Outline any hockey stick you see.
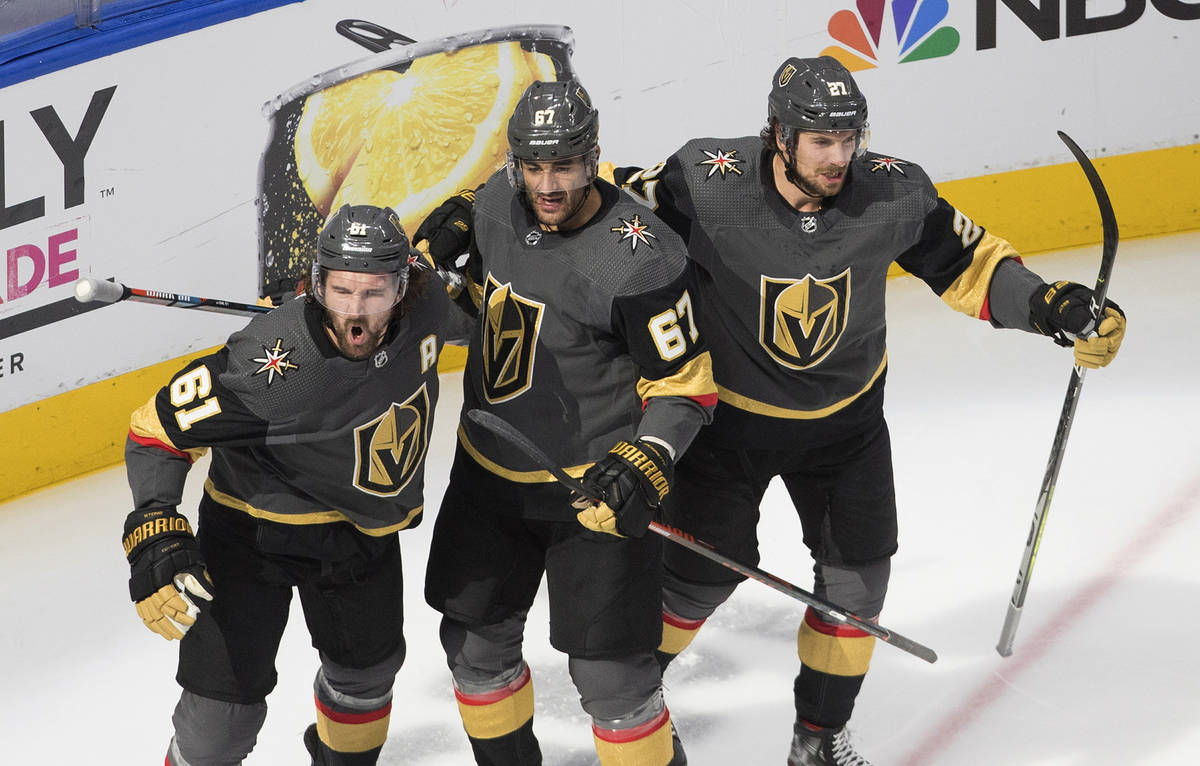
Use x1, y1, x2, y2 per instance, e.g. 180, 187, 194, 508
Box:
995, 131, 1120, 657
74, 256, 464, 319
73, 277, 271, 317
466, 408, 938, 664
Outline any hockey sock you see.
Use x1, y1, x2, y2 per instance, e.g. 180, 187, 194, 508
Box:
455, 664, 541, 765
311, 693, 391, 764
592, 706, 677, 766
794, 607, 874, 728
657, 610, 706, 670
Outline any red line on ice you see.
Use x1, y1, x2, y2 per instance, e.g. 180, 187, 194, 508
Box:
899, 474, 1200, 766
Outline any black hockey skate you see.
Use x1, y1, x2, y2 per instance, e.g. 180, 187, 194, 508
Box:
787, 724, 872, 766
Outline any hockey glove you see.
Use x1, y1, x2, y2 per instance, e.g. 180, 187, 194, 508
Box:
412, 189, 475, 270
572, 439, 673, 538
123, 508, 213, 641
1030, 280, 1126, 369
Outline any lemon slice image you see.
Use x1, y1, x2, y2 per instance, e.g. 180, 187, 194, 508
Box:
294, 41, 555, 235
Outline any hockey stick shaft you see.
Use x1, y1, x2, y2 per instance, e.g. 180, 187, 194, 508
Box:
466, 408, 937, 664
74, 277, 270, 316
996, 131, 1120, 657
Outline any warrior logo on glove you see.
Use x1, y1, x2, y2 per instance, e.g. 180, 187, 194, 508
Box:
573, 439, 674, 538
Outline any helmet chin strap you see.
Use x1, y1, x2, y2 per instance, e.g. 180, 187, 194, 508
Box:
778, 144, 827, 203
560, 183, 592, 227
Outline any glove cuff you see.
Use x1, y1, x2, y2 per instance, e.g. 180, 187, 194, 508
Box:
122, 507, 195, 563
607, 439, 672, 504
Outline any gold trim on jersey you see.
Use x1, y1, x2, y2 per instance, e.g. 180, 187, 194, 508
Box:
717, 353, 887, 419
129, 395, 209, 462
203, 479, 422, 536
458, 425, 593, 483
466, 276, 485, 310
636, 351, 716, 401
940, 230, 1020, 318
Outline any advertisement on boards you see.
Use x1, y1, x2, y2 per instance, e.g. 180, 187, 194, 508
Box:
1, 0, 1197, 420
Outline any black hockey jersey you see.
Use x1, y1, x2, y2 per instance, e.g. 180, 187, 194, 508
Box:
456, 170, 716, 484
126, 288, 450, 535
618, 136, 1027, 447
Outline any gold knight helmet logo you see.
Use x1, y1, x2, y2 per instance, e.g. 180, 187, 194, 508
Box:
482, 275, 545, 403
353, 384, 431, 496
759, 269, 851, 369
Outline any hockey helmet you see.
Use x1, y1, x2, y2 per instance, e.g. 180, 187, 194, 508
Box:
768, 56, 869, 155
506, 78, 600, 190
312, 204, 410, 315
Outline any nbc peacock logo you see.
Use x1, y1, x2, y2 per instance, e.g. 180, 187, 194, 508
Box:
822, 0, 960, 71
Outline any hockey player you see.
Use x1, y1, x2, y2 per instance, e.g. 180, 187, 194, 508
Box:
416, 78, 717, 766
608, 57, 1127, 765
122, 205, 453, 766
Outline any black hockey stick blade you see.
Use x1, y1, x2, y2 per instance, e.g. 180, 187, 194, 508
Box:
466, 408, 937, 664
996, 132, 1120, 657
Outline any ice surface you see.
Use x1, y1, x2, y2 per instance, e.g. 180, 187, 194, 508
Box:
4, 233, 1199, 764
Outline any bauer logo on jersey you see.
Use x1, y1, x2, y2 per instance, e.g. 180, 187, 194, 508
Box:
481, 275, 545, 403
251, 338, 300, 385
353, 384, 431, 497
759, 269, 851, 370
696, 148, 744, 179
610, 214, 658, 252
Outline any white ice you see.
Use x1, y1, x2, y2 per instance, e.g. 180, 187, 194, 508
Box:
4, 232, 1199, 765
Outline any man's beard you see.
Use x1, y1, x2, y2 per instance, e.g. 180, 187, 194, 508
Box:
323, 312, 391, 360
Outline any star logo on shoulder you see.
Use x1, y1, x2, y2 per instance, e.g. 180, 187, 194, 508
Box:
251, 338, 299, 385
611, 214, 658, 252
868, 157, 909, 175
696, 148, 744, 178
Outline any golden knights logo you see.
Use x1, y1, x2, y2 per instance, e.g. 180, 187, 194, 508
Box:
482, 275, 544, 403
353, 384, 431, 497
759, 269, 851, 369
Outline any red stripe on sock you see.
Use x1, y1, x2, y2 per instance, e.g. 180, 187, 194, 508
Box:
314, 694, 392, 725
593, 708, 670, 744
453, 665, 532, 706
803, 607, 873, 638
662, 610, 705, 630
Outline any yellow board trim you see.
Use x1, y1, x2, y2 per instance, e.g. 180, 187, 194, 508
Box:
3, 143, 1197, 504
0, 344, 467, 504
887, 142, 1200, 276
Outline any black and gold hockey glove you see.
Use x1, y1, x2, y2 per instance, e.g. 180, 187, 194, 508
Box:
123, 508, 213, 641
573, 439, 674, 538
1030, 280, 1126, 369
413, 188, 475, 270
